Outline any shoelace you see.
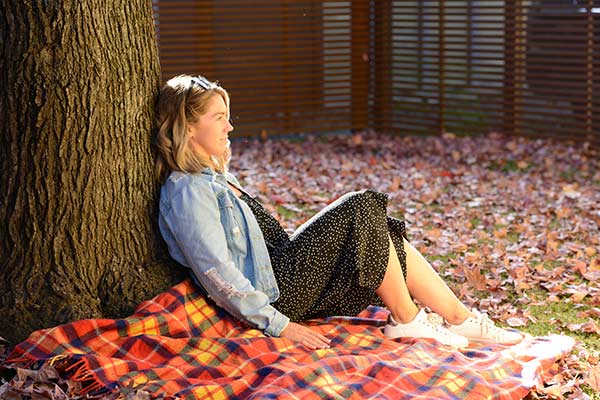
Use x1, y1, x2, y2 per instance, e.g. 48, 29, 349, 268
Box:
476, 312, 492, 336
424, 318, 457, 338
427, 312, 444, 326
476, 311, 514, 340
426, 313, 464, 339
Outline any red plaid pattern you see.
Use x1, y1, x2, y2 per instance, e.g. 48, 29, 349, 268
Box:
5, 280, 575, 399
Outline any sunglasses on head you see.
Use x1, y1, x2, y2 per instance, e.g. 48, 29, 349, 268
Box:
190, 76, 212, 90
184, 75, 214, 105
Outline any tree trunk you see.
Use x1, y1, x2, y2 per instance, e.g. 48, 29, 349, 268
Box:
0, 0, 186, 344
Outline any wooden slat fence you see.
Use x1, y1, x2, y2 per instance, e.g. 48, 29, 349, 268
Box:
154, 0, 599, 147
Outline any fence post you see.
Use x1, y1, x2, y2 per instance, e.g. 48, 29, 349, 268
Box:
351, 1, 369, 131
373, 0, 392, 134
585, 0, 594, 143
438, 0, 446, 135
503, 0, 526, 137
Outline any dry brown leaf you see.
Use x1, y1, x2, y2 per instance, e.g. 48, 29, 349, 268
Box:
567, 319, 600, 334
350, 133, 363, 146
583, 270, 600, 282
538, 383, 566, 398
493, 228, 507, 238
426, 228, 442, 241
585, 247, 598, 257
573, 260, 588, 276
569, 291, 587, 303
554, 207, 572, 219
510, 265, 529, 280
577, 307, 600, 319
413, 178, 425, 190
562, 184, 580, 199
517, 160, 529, 169
590, 257, 600, 271
463, 265, 487, 291
586, 365, 600, 392
506, 317, 526, 327
546, 240, 559, 254
388, 176, 401, 192
453, 243, 469, 253
465, 252, 481, 263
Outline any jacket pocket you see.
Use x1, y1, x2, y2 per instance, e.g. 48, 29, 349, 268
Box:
217, 191, 248, 255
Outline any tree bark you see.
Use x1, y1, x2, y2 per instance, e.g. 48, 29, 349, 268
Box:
0, 0, 186, 343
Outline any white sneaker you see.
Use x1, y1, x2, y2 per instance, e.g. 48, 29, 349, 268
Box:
426, 311, 445, 326
384, 309, 469, 348
447, 309, 524, 345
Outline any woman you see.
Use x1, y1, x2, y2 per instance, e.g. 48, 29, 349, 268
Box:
155, 75, 523, 350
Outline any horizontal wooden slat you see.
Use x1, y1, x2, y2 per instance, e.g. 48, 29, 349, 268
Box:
373, 0, 599, 146
154, 0, 599, 147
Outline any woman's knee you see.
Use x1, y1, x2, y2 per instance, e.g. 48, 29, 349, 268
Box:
338, 189, 385, 209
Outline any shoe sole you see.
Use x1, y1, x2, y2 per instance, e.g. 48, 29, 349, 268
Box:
464, 335, 524, 345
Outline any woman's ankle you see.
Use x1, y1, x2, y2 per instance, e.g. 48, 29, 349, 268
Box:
390, 307, 419, 324
444, 308, 474, 325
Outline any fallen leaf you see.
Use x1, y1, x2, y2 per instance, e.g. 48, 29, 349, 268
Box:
463, 265, 487, 291
590, 257, 600, 271
577, 308, 600, 319
585, 247, 598, 257
562, 184, 580, 199
586, 365, 600, 392
493, 228, 508, 238
573, 260, 588, 276
506, 317, 526, 327
351, 134, 363, 146
413, 178, 425, 190
569, 291, 587, 303
567, 319, 600, 334
388, 176, 401, 192
453, 243, 469, 253
517, 160, 528, 169
554, 207, 572, 219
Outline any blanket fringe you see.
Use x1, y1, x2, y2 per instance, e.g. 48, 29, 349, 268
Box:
5, 349, 110, 397
64, 358, 107, 395
4, 347, 40, 369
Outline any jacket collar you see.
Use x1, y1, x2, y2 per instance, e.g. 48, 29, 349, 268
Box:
200, 167, 215, 176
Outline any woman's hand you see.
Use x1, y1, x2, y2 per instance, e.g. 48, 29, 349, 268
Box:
280, 322, 331, 349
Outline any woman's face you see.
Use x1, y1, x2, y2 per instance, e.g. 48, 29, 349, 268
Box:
188, 94, 233, 158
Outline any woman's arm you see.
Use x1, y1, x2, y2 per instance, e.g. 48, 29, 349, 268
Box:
163, 181, 289, 336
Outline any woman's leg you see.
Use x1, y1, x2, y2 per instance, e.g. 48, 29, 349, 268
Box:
377, 237, 472, 324
402, 238, 473, 324
378, 236, 523, 345
375, 238, 419, 323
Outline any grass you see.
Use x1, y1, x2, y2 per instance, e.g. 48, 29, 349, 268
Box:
424, 250, 599, 398
526, 300, 600, 399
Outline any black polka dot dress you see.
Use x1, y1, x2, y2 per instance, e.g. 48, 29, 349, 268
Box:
240, 189, 408, 322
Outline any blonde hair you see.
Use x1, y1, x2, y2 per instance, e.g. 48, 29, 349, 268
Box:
155, 75, 231, 183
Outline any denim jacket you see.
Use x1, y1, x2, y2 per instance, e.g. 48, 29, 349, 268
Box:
158, 168, 289, 336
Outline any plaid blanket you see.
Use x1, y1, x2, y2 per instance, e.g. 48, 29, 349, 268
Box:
5, 279, 574, 399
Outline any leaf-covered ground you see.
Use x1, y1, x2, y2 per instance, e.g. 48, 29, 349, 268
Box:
231, 131, 600, 399
1, 132, 598, 399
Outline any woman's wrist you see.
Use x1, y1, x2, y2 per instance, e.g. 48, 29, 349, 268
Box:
263, 310, 290, 337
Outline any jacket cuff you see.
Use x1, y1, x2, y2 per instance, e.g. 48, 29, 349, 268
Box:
263, 309, 290, 337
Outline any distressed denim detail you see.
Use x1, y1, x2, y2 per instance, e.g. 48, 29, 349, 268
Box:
205, 267, 247, 298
